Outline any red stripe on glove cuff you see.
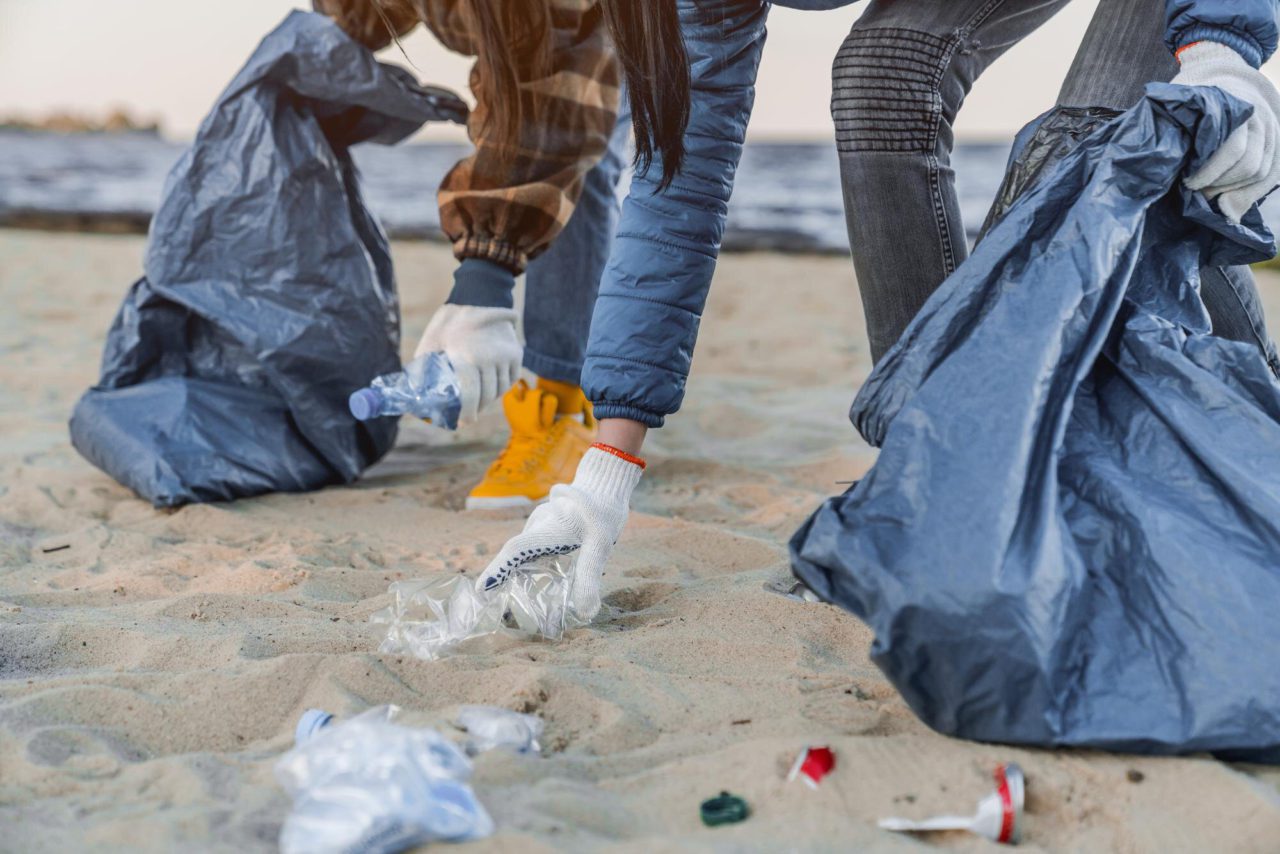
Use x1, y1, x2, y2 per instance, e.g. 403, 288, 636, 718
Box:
1175, 40, 1203, 62
591, 443, 647, 470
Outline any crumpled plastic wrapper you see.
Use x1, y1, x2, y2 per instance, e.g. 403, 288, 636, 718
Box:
275, 705, 492, 854
373, 558, 589, 660
455, 706, 544, 755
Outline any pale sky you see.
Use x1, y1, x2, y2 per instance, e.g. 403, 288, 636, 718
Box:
2, 0, 1277, 142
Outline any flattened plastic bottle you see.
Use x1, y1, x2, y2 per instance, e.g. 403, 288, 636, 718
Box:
348, 351, 462, 429
374, 556, 590, 661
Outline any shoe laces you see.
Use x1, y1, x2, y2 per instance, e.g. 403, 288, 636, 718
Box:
492, 416, 564, 476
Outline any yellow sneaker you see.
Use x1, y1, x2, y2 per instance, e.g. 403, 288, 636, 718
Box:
466, 377, 597, 510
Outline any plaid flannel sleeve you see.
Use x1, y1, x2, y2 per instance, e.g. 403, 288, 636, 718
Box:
314, 0, 620, 274
312, 0, 419, 50
427, 0, 621, 273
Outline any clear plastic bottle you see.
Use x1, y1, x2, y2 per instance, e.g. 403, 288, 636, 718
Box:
276, 705, 494, 854
373, 556, 590, 661
348, 351, 461, 429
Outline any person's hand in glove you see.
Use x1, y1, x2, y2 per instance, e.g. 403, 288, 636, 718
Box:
415, 260, 522, 422
475, 444, 645, 620
1173, 41, 1280, 222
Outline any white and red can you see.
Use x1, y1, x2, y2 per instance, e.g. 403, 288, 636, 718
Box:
787, 745, 837, 789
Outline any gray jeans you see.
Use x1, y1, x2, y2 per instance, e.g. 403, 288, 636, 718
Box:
833, 0, 1280, 374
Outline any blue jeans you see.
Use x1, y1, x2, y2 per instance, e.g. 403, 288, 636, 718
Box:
834, 0, 1280, 375
521, 111, 631, 386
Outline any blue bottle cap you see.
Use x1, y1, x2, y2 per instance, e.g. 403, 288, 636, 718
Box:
348, 388, 382, 421
295, 709, 334, 745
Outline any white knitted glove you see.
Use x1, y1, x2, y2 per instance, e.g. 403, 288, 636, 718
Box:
476, 447, 644, 620
1174, 41, 1280, 222
415, 304, 522, 422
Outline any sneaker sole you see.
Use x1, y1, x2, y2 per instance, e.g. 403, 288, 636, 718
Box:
465, 495, 545, 511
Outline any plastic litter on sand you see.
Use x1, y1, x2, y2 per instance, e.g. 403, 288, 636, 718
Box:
275, 705, 493, 854
374, 557, 591, 660
787, 745, 836, 789
455, 706, 544, 755
349, 351, 462, 429
879, 762, 1025, 845
700, 791, 750, 827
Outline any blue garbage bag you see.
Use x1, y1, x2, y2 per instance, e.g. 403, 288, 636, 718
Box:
790, 84, 1280, 762
69, 11, 467, 507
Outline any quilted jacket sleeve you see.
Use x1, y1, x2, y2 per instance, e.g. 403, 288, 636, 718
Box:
582, 0, 769, 427
1166, 0, 1279, 66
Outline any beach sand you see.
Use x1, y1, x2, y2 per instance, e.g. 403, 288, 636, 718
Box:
2, 228, 1279, 852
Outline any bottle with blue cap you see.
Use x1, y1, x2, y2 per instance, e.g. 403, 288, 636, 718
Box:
294, 708, 333, 744
348, 351, 462, 429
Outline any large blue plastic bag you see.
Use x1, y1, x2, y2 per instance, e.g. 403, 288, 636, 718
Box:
69, 11, 467, 507
790, 84, 1280, 762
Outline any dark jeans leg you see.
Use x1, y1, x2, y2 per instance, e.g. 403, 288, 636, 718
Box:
1200, 267, 1280, 374
1054, 0, 1174, 107
521, 110, 631, 386
833, 0, 1071, 362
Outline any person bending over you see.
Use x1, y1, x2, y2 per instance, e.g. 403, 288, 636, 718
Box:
317, 0, 630, 509
477, 0, 1280, 616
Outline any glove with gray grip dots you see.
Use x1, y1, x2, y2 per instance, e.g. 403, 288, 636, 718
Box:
1173, 41, 1280, 222
415, 304, 522, 423
476, 446, 644, 621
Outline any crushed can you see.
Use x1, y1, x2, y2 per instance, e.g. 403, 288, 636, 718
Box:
879, 762, 1025, 845
787, 745, 836, 789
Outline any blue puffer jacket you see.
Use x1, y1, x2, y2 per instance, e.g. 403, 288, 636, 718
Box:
583, 0, 1280, 427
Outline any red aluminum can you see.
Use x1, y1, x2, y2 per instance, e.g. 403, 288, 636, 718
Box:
787, 746, 836, 789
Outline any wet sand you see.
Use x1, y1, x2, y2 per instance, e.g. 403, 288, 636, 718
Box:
2, 229, 1279, 851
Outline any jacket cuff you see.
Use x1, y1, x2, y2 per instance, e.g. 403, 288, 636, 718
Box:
1176, 26, 1265, 68
446, 258, 516, 309
454, 235, 528, 275
590, 402, 666, 429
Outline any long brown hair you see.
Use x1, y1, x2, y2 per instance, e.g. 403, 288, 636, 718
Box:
372, 0, 552, 160
463, 0, 552, 159
373, 0, 690, 185
600, 0, 690, 188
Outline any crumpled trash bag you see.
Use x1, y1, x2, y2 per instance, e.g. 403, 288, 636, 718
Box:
68, 10, 467, 507
790, 84, 1280, 762
979, 105, 1121, 238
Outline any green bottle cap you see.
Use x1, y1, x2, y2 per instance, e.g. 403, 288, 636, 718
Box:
700, 791, 750, 827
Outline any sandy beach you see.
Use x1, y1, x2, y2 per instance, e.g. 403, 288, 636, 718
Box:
3, 227, 1280, 852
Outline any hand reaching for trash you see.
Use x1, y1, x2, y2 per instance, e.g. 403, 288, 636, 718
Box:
1173, 41, 1280, 222
476, 445, 644, 620
416, 304, 522, 423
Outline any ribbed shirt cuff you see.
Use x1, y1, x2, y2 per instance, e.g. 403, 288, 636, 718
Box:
446, 258, 516, 309
454, 235, 529, 275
